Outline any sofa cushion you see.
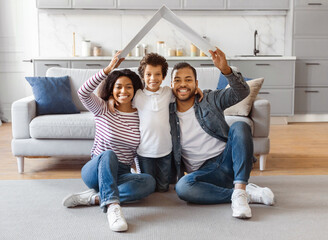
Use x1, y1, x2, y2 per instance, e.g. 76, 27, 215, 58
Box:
46, 68, 101, 111
225, 115, 254, 135
224, 78, 264, 117
30, 111, 95, 139
25, 75, 80, 115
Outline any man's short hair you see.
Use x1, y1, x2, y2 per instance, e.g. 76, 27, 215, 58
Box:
138, 53, 168, 79
171, 62, 197, 80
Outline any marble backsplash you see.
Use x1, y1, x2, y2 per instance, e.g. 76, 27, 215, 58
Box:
38, 11, 285, 58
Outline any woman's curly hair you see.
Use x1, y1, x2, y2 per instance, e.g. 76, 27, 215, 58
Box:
97, 69, 143, 101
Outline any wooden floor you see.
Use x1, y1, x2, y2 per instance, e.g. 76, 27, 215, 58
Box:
1, 122, 328, 180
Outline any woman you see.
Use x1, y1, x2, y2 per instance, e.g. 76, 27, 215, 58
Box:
62, 52, 156, 232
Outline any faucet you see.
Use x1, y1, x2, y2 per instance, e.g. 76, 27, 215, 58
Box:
254, 30, 260, 56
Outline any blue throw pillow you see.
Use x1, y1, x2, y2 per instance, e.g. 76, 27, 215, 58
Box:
217, 73, 252, 89
26, 76, 80, 115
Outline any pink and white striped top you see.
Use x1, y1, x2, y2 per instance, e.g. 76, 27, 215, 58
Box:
77, 70, 140, 165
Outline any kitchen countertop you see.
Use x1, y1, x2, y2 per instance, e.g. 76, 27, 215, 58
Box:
33, 56, 297, 61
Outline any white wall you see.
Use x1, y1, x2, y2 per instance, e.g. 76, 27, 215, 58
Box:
38, 11, 286, 57
0, 0, 38, 122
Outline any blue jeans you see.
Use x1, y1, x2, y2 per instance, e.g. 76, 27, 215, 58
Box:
138, 152, 172, 192
175, 121, 253, 204
81, 150, 156, 212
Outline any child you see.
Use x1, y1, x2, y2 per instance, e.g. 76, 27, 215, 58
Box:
109, 53, 202, 192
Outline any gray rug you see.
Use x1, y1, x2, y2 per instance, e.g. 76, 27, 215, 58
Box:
1, 175, 328, 240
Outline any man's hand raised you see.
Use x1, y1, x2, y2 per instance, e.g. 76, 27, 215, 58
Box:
209, 47, 232, 75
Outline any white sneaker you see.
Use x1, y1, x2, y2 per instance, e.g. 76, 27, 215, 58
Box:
231, 189, 252, 219
62, 189, 97, 208
107, 204, 128, 232
246, 183, 275, 206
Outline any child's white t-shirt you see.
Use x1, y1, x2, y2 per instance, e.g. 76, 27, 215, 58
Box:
133, 86, 173, 158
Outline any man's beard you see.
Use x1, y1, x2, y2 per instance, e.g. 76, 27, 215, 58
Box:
174, 88, 197, 102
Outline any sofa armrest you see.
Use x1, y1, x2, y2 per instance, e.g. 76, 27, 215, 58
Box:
11, 96, 36, 139
250, 97, 270, 138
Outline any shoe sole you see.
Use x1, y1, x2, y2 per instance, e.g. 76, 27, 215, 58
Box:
232, 212, 252, 219
62, 189, 97, 207
110, 225, 128, 232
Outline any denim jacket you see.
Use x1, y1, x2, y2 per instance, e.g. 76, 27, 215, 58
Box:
169, 69, 250, 177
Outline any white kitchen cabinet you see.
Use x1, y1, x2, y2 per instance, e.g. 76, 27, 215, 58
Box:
258, 89, 294, 116
295, 0, 328, 9
183, 0, 225, 10
117, 0, 181, 9
295, 87, 328, 113
71, 61, 109, 69
294, 39, 328, 59
293, 0, 328, 114
227, 0, 289, 10
72, 0, 116, 9
294, 10, 328, 37
230, 60, 294, 88
295, 60, 328, 87
36, 0, 71, 8
230, 60, 295, 116
34, 60, 70, 76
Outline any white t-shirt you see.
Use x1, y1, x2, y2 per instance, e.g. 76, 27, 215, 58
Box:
133, 86, 173, 158
177, 106, 226, 173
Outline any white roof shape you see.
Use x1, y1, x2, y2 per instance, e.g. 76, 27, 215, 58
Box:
118, 5, 216, 59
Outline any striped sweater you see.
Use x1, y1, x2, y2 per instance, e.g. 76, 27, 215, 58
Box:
77, 70, 140, 165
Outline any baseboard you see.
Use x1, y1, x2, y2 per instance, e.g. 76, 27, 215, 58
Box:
270, 117, 288, 125
288, 114, 328, 123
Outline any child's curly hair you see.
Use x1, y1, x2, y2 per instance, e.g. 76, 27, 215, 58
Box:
138, 53, 168, 79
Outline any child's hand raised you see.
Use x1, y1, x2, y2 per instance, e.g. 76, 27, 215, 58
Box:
107, 96, 119, 114
196, 87, 203, 102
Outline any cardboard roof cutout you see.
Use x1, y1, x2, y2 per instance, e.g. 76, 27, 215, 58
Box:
118, 5, 216, 59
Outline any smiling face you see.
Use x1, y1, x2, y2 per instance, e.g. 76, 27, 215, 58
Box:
112, 76, 134, 105
144, 65, 164, 92
171, 67, 198, 102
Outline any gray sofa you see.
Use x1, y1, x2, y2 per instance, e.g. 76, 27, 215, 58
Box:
11, 67, 270, 173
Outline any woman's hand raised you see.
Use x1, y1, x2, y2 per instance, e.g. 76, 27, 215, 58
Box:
104, 51, 125, 75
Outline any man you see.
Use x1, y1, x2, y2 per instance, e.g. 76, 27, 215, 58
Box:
169, 47, 274, 219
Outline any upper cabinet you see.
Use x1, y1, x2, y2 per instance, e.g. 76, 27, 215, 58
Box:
117, 0, 181, 10
227, 0, 289, 10
72, 0, 116, 9
36, 0, 290, 10
36, 0, 71, 8
183, 0, 225, 10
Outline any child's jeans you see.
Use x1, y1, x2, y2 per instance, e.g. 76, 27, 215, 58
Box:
137, 152, 172, 192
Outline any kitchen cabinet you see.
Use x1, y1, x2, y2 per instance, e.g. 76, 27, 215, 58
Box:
36, 0, 290, 10
71, 61, 109, 69
226, 0, 289, 10
117, 0, 181, 10
34, 60, 70, 76
293, 39, 328, 58
293, 0, 328, 114
294, 10, 328, 36
295, 0, 328, 9
295, 87, 328, 113
72, 0, 116, 9
183, 0, 225, 10
295, 60, 328, 87
230, 60, 295, 116
36, 0, 71, 8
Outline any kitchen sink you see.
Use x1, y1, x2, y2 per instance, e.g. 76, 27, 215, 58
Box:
235, 55, 283, 57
